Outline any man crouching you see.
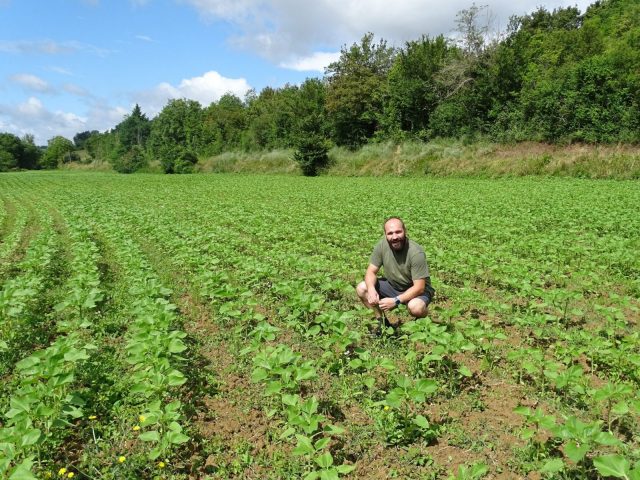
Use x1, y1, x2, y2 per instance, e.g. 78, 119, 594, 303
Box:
356, 217, 435, 327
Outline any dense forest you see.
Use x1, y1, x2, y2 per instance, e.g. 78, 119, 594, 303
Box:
1, 0, 638, 173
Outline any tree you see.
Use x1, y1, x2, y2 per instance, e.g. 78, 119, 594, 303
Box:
40, 136, 76, 169
325, 33, 395, 148
148, 99, 205, 173
115, 104, 150, 152
383, 35, 451, 138
108, 105, 151, 172
244, 85, 302, 150
19, 134, 40, 169
293, 115, 330, 176
73, 130, 99, 149
202, 94, 247, 154
428, 4, 499, 138
0, 133, 23, 171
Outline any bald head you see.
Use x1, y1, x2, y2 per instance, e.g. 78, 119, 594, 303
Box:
384, 217, 407, 251
383, 216, 406, 233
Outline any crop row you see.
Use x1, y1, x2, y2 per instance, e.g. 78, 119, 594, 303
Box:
0, 172, 638, 478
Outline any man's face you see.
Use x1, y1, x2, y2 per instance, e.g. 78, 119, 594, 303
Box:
385, 219, 406, 251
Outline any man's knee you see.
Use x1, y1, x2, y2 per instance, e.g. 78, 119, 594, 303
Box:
407, 298, 428, 318
356, 281, 367, 298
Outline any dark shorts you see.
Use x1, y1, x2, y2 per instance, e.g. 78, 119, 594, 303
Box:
375, 278, 432, 306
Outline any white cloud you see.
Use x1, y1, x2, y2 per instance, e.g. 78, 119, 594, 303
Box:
9, 73, 53, 93
8, 75, 92, 99
0, 39, 113, 57
181, 0, 595, 64
135, 34, 154, 42
47, 66, 73, 76
63, 83, 92, 97
136, 70, 251, 115
0, 97, 86, 143
0, 40, 74, 55
0, 96, 130, 144
280, 51, 340, 72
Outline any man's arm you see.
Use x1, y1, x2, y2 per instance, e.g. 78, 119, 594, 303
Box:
364, 263, 380, 305
378, 278, 425, 311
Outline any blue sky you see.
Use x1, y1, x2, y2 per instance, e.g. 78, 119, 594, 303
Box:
1, 0, 592, 144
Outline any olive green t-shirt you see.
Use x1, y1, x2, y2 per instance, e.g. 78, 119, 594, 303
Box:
370, 238, 432, 293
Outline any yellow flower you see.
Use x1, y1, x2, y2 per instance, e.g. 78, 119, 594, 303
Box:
384, 405, 390, 411
58, 468, 67, 476
138, 415, 146, 422
45, 473, 53, 478
157, 461, 166, 469
132, 425, 141, 431
67, 473, 75, 479
88, 415, 97, 420
118, 456, 126, 463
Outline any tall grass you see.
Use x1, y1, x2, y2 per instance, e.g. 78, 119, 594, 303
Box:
198, 150, 299, 174
68, 141, 640, 179
326, 140, 640, 179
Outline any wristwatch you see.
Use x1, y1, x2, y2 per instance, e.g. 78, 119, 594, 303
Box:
394, 296, 401, 306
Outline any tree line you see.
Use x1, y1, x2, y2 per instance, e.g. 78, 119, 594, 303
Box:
1, 0, 638, 174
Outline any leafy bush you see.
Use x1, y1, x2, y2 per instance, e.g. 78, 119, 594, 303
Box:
293, 135, 330, 176
161, 148, 198, 174
112, 145, 147, 174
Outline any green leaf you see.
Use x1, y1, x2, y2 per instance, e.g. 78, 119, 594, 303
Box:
413, 415, 430, 429
251, 368, 268, 382
611, 401, 629, 416
63, 348, 89, 362
265, 381, 282, 395
293, 435, 315, 456
20, 429, 41, 447
323, 424, 345, 436
295, 366, 317, 382
564, 441, 589, 463
281, 394, 298, 406
458, 365, 473, 377
319, 469, 339, 480
166, 431, 189, 444
149, 447, 162, 460
336, 464, 356, 474
593, 455, 630, 478
15, 356, 40, 371
166, 369, 186, 386
385, 390, 403, 409
595, 431, 622, 446
8, 458, 37, 480
362, 377, 375, 389
168, 338, 187, 353
314, 437, 330, 450
139, 430, 160, 442
315, 452, 334, 469
539, 458, 564, 474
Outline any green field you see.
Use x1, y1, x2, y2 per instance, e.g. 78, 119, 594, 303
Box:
0, 172, 639, 479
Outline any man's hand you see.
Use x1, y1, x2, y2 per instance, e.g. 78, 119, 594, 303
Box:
378, 297, 396, 312
367, 288, 380, 306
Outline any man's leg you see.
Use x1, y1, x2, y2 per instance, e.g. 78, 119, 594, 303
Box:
356, 281, 385, 319
407, 297, 429, 318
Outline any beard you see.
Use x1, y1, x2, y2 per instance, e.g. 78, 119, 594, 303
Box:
387, 236, 407, 251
